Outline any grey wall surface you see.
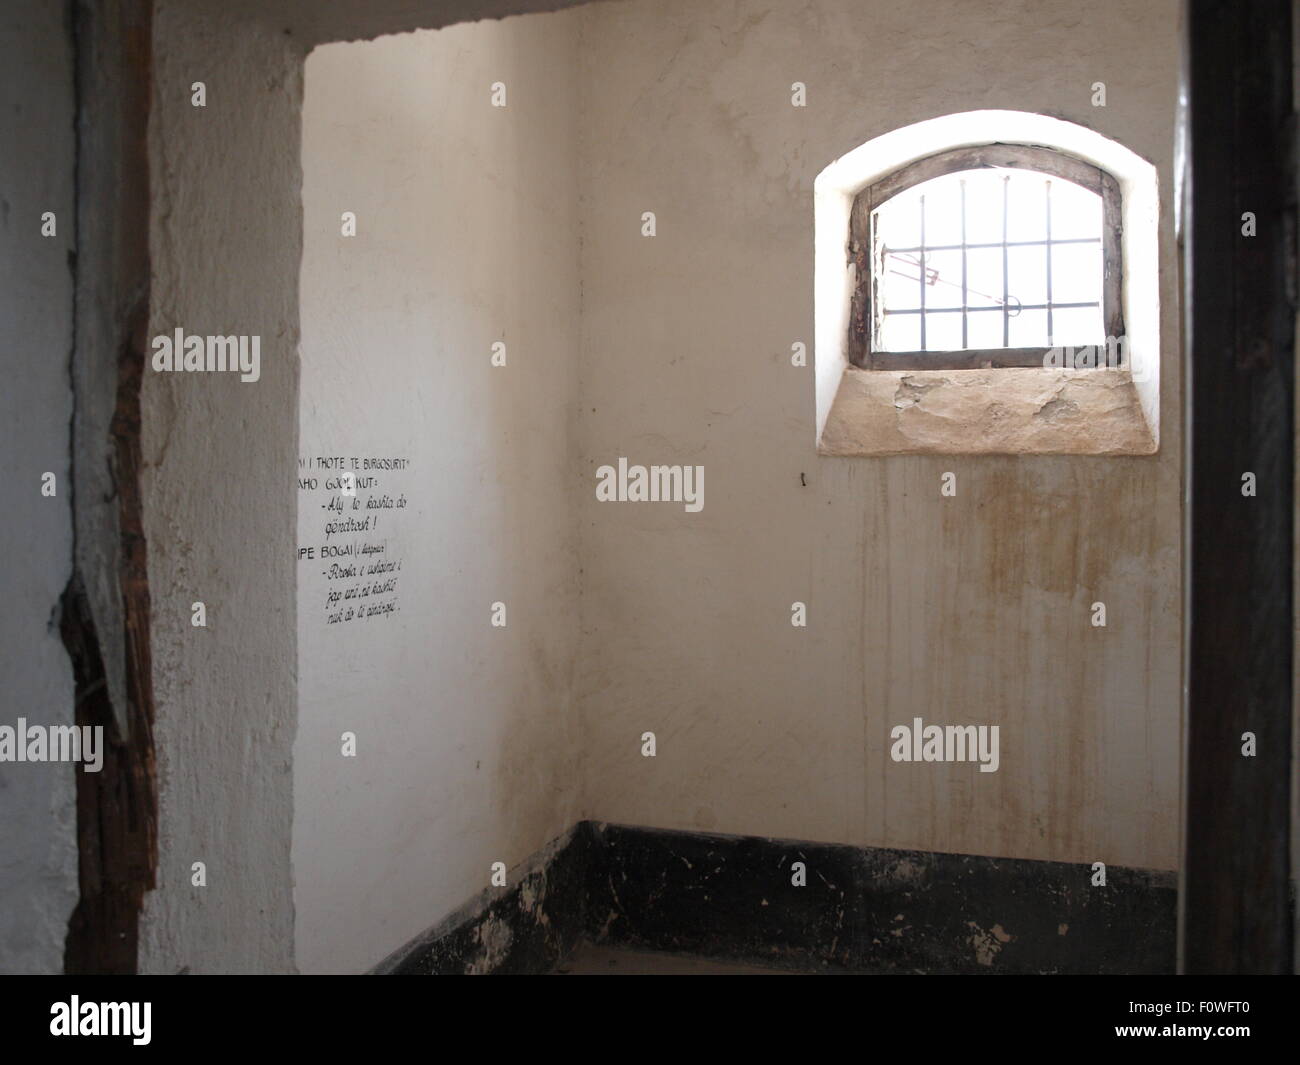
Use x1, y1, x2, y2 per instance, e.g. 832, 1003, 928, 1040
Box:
0, 0, 78, 974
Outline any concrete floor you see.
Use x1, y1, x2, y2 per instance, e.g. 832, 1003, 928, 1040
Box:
555, 942, 793, 974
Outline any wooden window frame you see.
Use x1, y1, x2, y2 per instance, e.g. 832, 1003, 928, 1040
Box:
848, 144, 1124, 371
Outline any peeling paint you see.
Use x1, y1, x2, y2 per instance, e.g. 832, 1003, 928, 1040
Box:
468, 915, 513, 975
967, 922, 1003, 967
893, 375, 949, 410
1034, 394, 1081, 421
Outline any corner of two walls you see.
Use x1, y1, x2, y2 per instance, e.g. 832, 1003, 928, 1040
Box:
142, 0, 593, 978
293, 15, 585, 974
140, 0, 1183, 974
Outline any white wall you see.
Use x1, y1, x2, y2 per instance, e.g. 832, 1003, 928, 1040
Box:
295, 15, 584, 973
138, 0, 1183, 975
142, 2, 304, 975
0, 0, 78, 974
573, 0, 1183, 870
142, 0, 595, 978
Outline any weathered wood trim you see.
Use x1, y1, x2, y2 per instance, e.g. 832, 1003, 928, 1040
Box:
1181, 0, 1295, 974
867, 143, 1105, 205
870, 346, 1059, 371
1101, 169, 1125, 343
61, 0, 157, 975
850, 144, 1123, 372
847, 187, 874, 368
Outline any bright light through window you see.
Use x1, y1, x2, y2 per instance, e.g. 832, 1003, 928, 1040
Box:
873, 168, 1104, 353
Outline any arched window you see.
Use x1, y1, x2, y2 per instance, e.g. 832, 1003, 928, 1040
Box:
849, 145, 1122, 370
814, 112, 1160, 455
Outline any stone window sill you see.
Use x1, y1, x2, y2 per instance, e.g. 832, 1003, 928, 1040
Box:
817, 366, 1158, 457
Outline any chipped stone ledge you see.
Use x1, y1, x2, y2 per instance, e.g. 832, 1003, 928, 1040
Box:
818, 367, 1158, 457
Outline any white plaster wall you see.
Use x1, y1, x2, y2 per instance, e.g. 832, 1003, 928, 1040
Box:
141, 3, 304, 974
0, 0, 78, 973
295, 17, 583, 973
574, 0, 1183, 870
141, 0, 593, 978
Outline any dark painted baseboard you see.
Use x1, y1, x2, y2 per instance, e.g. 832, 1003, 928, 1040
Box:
587, 822, 1176, 974
377, 821, 1177, 974
374, 824, 592, 975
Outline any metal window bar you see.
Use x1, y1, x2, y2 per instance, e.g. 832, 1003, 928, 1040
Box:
1001, 175, 1010, 347
918, 193, 927, 351
1044, 179, 1054, 344
883, 302, 1098, 314
877, 176, 1105, 351
881, 252, 1100, 314
885, 237, 1099, 253
960, 178, 968, 349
